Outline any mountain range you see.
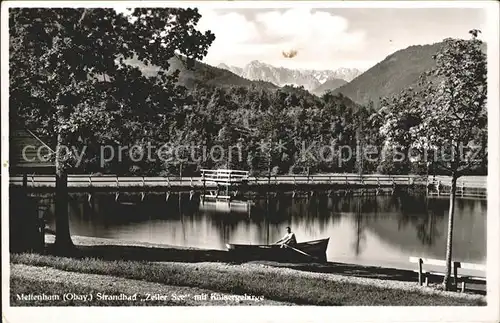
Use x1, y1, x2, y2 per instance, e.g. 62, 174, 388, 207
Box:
125, 56, 278, 91
217, 61, 362, 95
127, 40, 476, 109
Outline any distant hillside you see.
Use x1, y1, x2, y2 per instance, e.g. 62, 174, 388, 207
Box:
332, 42, 445, 107
217, 63, 243, 76
312, 78, 348, 96
125, 56, 278, 91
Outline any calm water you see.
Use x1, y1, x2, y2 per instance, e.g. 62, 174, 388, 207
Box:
41, 191, 486, 270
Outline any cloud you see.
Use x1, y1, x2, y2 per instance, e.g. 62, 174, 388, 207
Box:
256, 9, 363, 48
198, 10, 259, 45
197, 8, 366, 69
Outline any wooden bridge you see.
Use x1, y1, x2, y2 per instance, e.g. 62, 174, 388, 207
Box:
8, 173, 486, 198
9, 173, 422, 188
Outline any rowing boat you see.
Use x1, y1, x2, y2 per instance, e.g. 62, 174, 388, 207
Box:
225, 238, 329, 262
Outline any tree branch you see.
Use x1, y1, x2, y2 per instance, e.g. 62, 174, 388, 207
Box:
78, 8, 88, 27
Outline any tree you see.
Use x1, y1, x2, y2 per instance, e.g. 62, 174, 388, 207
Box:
377, 32, 487, 290
10, 8, 214, 253
377, 92, 422, 174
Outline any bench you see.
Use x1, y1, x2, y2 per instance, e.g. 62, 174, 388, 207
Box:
409, 257, 486, 292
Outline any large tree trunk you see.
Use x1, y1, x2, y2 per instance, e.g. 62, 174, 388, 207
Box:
54, 131, 75, 253
442, 172, 458, 290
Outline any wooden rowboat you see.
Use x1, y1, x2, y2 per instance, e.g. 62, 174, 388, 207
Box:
225, 238, 329, 263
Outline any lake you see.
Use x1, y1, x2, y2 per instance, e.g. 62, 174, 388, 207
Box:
41, 191, 486, 270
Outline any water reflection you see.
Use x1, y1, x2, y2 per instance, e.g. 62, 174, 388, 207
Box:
38, 191, 486, 269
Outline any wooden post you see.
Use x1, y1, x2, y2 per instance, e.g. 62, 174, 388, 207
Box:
115, 175, 119, 202
418, 258, 423, 286
37, 207, 44, 252
178, 192, 182, 215
268, 165, 271, 188
23, 173, 28, 190
453, 261, 460, 289
202, 171, 206, 205
141, 176, 145, 201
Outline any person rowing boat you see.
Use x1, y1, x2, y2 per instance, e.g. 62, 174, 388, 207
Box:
274, 226, 297, 248
274, 228, 320, 260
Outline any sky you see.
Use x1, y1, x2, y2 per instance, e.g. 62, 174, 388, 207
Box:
196, 8, 487, 71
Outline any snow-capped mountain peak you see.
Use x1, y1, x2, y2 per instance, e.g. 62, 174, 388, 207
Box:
217, 60, 363, 93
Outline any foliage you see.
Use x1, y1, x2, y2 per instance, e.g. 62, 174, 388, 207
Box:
377, 36, 487, 176
11, 10, 487, 179
10, 8, 215, 173
9, 8, 215, 175
9, 7, 215, 250
375, 33, 487, 291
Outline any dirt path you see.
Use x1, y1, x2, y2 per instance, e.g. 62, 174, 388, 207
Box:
11, 264, 291, 306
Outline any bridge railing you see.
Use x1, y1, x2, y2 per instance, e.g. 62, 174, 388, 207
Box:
248, 175, 418, 186
427, 176, 486, 189
8, 174, 486, 189
7, 173, 430, 187
9, 175, 197, 188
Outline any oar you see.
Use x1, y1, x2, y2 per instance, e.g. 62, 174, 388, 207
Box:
283, 245, 320, 261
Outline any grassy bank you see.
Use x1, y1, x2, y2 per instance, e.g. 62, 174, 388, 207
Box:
11, 253, 486, 306
11, 263, 288, 306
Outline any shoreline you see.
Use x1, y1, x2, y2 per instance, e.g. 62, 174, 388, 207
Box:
44, 234, 487, 276
8, 234, 486, 306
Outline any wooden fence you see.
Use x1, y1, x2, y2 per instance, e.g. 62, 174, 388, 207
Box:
8, 173, 486, 191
